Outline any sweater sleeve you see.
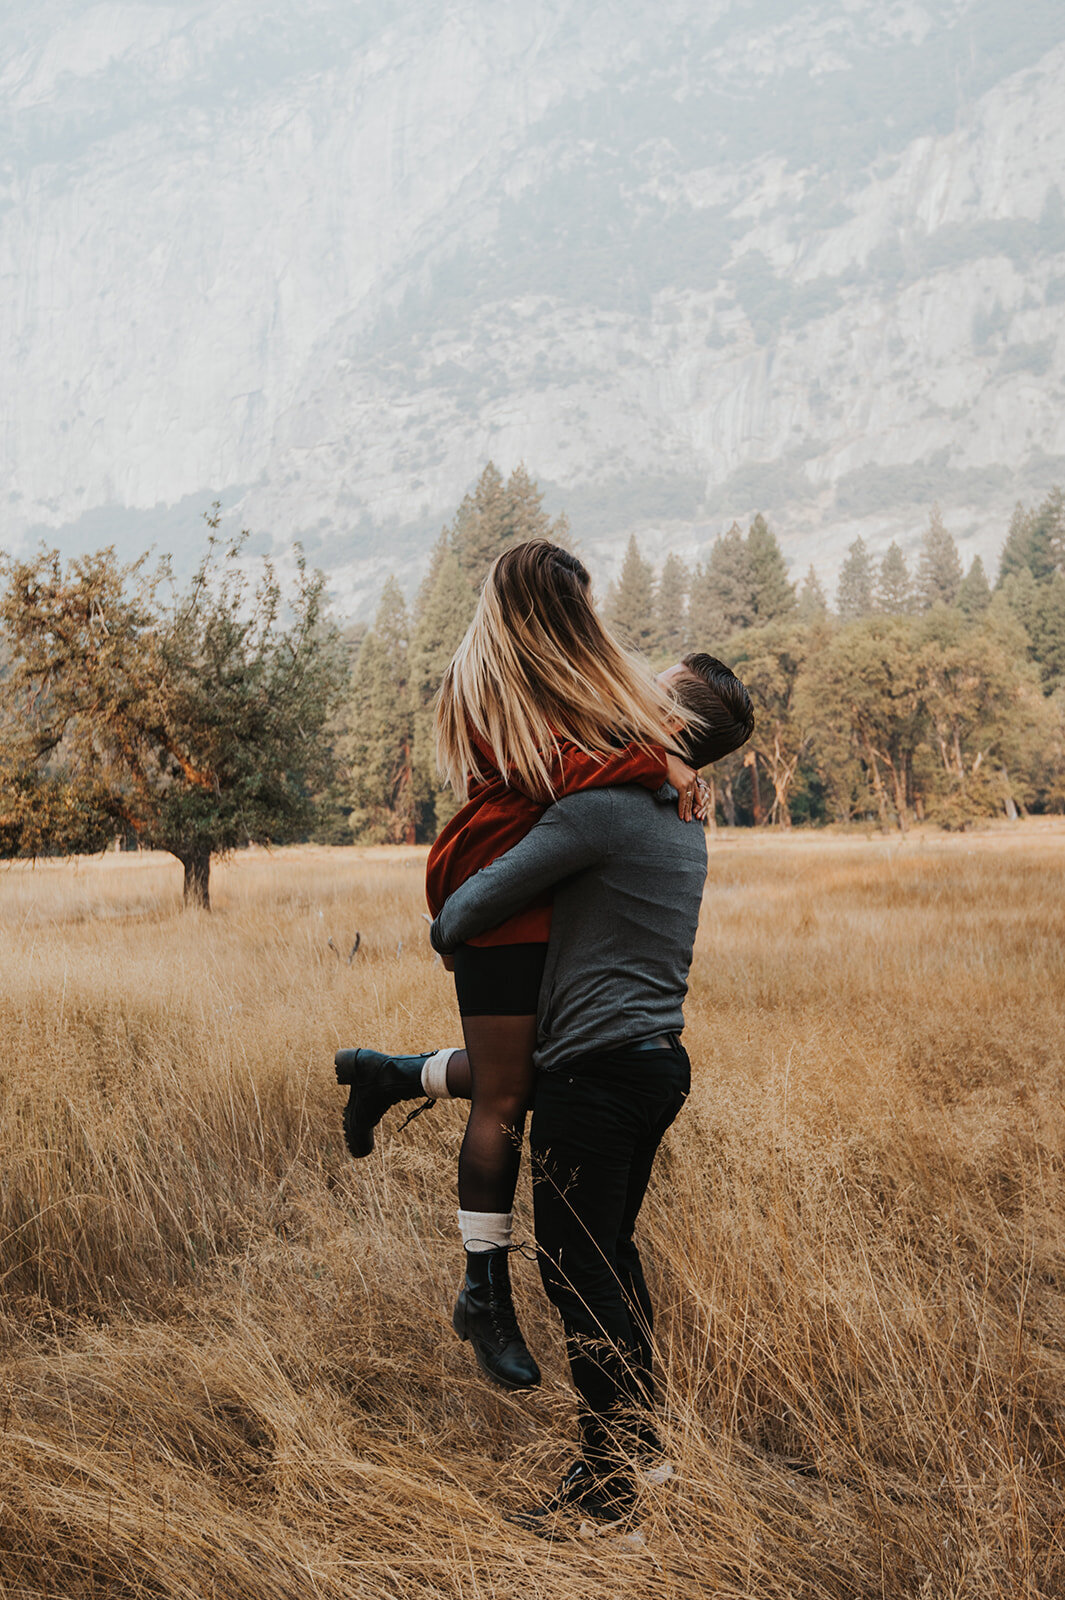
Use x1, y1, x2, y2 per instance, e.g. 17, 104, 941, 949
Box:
500, 738, 668, 804
468, 726, 668, 802
430, 792, 611, 953
554, 739, 668, 794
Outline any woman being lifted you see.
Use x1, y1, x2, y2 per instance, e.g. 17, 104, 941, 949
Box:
335, 540, 705, 1388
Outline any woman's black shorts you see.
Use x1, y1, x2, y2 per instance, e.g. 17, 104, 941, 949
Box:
450, 943, 548, 1016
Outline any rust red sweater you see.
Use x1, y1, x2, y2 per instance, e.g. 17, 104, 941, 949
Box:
425, 737, 668, 946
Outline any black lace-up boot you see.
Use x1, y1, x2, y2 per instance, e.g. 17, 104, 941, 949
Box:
507, 1458, 637, 1536
335, 1048, 436, 1158
452, 1247, 541, 1390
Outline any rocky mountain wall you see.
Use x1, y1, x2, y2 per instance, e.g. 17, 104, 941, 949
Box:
3, 0, 1064, 613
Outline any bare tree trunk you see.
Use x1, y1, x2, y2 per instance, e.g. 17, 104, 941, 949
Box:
177, 848, 211, 909
1000, 768, 1019, 821
762, 735, 794, 827
398, 741, 416, 845
745, 750, 764, 825
861, 739, 891, 830
884, 759, 910, 834
721, 774, 737, 828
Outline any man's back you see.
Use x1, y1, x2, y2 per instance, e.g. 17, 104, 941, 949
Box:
430, 785, 707, 1070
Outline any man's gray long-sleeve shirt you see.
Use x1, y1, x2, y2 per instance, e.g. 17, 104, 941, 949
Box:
429, 786, 707, 1072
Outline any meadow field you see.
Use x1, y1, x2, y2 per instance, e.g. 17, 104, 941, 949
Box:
1, 827, 1063, 1599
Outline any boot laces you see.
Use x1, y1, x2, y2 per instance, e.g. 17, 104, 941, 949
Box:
488, 1245, 536, 1344
396, 1096, 436, 1132
490, 1285, 521, 1345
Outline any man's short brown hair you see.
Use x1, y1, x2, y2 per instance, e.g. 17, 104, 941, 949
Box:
672, 653, 754, 768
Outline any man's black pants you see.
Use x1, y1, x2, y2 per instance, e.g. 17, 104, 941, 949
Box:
529, 1038, 690, 1472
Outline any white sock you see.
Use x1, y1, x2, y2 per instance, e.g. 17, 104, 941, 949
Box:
421, 1047, 458, 1099
457, 1209, 513, 1253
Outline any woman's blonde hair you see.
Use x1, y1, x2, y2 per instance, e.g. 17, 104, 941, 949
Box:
436, 539, 690, 799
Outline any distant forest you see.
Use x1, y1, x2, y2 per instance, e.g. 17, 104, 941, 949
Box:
336, 465, 1065, 840
2, 466, 1063, 905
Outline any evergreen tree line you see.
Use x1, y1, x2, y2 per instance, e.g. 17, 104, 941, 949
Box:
341, 475, 1065, 837
3, 472, 1061, 890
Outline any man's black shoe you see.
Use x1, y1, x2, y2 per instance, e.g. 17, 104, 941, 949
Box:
507, 1459, 637, 1536
335, 1048, 434, 1158
452, 1246, 541, 1390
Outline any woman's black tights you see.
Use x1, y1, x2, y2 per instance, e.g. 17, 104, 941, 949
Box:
454, 1015, 538, 1215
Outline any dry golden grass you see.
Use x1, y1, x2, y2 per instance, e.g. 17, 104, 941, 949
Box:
1, 826, 1063, 1599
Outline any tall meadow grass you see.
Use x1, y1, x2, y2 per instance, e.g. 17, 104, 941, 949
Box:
1, 829, 1063, 1598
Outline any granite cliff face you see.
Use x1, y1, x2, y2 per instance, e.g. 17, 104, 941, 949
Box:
3, 0, 1065, 612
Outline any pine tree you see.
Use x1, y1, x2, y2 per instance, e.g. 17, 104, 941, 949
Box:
1042, 485, 1065, 575
504, 462, 569, 546
1030, 570, 1065, 695
607, 536, 656, 652
916, 505, 963, 609
415, 530, 458, 612
653, 552, 690, 658
408, 548, 475, 836
347, 577, 416, 844
997, 497, 1059, 586
796, 565, 828, 622
687, 560, 729, 651
836, 537, 876, 621
450, 463, 509, 580
746, 514, 795, 621
995, 565, 1040, 639
876, 542, 913, 615
703, 522, 757, 633
1004, 486, 1061, 588
956, 556, 992, 617
448, 461, 565, 585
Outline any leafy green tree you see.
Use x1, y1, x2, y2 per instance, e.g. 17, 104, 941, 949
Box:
654, 551, 690, 658
876, 542, 913, 615
0, 525, 344, 906
914, 608, 1047, 826
956, 556, 992, 617
916, 505, 963, 609
346, 577, 416, 844
607, 536, 656, 651
796, 565, 828, 622
747, 514, 795, 622
0, 548, 148, 860
799, 617, 923, 830
836, 537, 876, 621
730, 622, 816, 825
1027, 688, 1065, 814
